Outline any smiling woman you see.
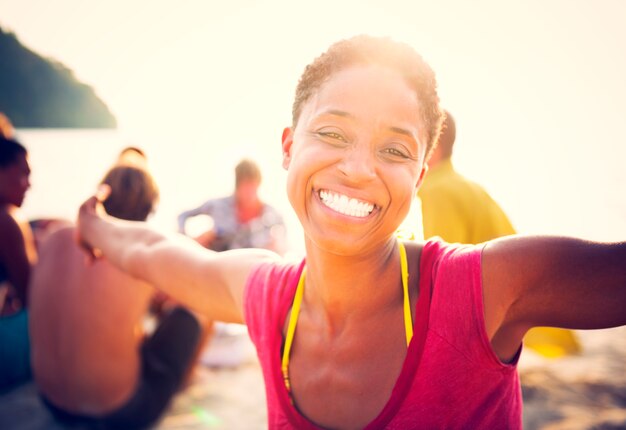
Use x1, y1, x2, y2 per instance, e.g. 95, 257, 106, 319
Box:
73, 34, 626, 430
281, 64, 429, 256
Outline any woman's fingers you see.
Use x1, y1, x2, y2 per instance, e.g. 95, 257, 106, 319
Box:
76, 185, 111, 264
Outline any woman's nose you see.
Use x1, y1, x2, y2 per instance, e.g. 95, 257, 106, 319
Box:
338, 144, 376, 182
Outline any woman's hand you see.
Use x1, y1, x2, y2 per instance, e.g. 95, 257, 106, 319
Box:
75, 184, 111, 263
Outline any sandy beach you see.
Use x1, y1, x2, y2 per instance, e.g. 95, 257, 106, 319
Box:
1, 326, 624, 429
519, 326, 626, 429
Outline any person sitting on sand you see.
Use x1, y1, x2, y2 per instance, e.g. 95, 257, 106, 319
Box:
117, 145, 149, 168
178, 158, 286, 254
75, 35, 626, 429
0, 132, 37, 390
29, 157, 201, 429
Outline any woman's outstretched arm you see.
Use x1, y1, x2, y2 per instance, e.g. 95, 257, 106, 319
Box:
482, 235, 626, 360
76, 186, 278, 323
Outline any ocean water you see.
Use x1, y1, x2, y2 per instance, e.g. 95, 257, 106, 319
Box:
16, 128, 626, 256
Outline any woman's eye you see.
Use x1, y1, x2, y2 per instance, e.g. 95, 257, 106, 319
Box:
383, 147, 410, 159
318, 131, 347, 142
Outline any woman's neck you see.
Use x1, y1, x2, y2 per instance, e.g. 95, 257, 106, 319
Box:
301, 238, 401, 332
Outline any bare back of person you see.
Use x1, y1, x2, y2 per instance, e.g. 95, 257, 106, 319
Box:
29, 227, 154, 415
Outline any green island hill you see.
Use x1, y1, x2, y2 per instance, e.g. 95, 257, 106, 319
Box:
0, 26, 117, 129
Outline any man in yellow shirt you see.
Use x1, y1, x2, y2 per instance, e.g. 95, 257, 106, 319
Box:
418, 110, 580, 357
418, 112, 515, 243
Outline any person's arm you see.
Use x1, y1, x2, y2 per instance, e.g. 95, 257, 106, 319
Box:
78, 188, 278, 323
177, 200, 214, 234
482, 235, 626, 360
193, 228, 217, 248
0, 211, 36, 306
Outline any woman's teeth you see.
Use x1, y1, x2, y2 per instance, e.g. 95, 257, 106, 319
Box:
319, 190, 374, 218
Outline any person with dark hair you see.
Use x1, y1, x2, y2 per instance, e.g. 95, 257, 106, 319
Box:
28, 155, 201, 429
0, 129, 37, 390
419, 110, 516, 244
75, 35, 625, 428
419, 110, 581, 358
178, 158, 286, 254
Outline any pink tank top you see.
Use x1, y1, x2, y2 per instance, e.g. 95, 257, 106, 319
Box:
244, 239, 522, 429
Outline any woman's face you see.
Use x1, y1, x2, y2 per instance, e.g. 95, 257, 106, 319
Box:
0, 153, 31, 207
282, 65, 427, 254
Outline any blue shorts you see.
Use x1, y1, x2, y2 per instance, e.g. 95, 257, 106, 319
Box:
0, 309, 31, 391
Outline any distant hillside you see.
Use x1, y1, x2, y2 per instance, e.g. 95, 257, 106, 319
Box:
0, 27, 117, 128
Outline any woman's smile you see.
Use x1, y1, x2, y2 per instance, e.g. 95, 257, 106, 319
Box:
318, 188, 376, 218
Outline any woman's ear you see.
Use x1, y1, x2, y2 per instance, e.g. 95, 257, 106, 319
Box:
415, 165, 428, 191
281, 127, 294, 170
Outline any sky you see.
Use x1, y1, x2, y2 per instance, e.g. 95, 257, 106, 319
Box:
1, 0, 625, 240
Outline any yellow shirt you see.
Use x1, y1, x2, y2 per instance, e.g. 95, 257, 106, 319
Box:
418, 159, 580, 357
418, 159, 515, 244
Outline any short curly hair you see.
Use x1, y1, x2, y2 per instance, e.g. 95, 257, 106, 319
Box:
100, 165, 159, 221
292, 35, 444, 159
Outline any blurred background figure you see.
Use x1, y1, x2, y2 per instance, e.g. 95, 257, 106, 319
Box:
418, 110, 515, 244
29, 217, 72, 251
28, 147, 142, 251
0, 112, 16, 139
418, 110, 581, 358
177, 158, 286, 367
117, 145, 148, 168
0, 114, 36, 391
178, 158, 286, 255
28, 151, 202, 429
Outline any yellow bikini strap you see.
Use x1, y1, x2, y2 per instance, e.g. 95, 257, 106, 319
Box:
281, 243, 413, 392
282, 267, 306, 391
398, 241, 414, 346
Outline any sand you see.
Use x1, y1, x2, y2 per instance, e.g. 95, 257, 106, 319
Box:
519, 326, 626, 429
1, 326, 624, 429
